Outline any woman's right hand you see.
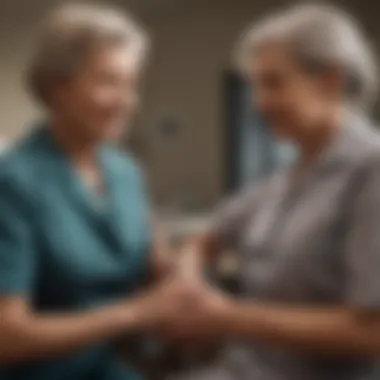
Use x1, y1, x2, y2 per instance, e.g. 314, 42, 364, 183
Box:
130, 277, 201, 333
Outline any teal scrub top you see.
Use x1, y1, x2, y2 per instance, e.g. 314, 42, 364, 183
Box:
0, 126, 152, 380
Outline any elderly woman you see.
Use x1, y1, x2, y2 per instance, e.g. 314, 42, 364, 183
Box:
169, 4, 380, 380
0, 3, 188, 380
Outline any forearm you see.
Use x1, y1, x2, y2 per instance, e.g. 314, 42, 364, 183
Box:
222, 301, 380, 357
151, 219, 176, 282
0, 299, 143, 365
178, 243, 206, 280
178, 234, 220, 281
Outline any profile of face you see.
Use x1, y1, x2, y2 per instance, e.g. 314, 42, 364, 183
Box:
51, 43, 141, 144
251, 44, 344, 141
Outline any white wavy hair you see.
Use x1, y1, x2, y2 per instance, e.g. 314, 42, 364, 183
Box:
236, 3, 378, 110
27, 2, 150, 105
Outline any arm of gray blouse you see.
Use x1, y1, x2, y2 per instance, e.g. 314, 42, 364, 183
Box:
210, 182, 264, 250
177, 179, 268, 280
345, 152, 380, 311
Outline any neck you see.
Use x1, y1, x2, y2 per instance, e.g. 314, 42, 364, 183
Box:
51, 118, 98, 167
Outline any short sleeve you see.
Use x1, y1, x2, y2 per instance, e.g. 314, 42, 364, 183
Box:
345, 153, 380, 310
210, 183, 263, 250
0, 169, 37, 297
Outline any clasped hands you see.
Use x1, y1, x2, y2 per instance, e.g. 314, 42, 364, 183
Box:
135, 267, 233, 346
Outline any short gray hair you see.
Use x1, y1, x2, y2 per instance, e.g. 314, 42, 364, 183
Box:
27, 2, 150, 105
236, 3, 378, 110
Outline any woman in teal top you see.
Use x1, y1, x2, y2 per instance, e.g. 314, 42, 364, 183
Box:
0, 3, 178, 379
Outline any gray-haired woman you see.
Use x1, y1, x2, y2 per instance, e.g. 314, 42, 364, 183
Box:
0, 3, 191, 380
169, 3, 380, 380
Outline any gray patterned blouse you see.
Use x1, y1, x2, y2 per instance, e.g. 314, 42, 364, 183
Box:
174, 117, 380, 380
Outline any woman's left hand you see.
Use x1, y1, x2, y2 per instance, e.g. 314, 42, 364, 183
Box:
160, 279, 232, 346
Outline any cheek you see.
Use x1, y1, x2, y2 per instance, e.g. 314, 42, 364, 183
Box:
280, 85, 320, 122
61, 85, 106, 120
259, 85, 314, 137
85, 85, 138, 118
294, 88, 326, 122
83, 85, 115, 112
259, 88, 297, 125
58, 91, 91, 124
66, 87, 117, 138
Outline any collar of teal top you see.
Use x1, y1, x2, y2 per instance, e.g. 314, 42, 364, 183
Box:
34, 123, 120, 214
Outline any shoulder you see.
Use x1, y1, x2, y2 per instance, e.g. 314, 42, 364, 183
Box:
347, 118, 380, 165
335, 120, 380, 199
360, 144, 380, 181
350, 127, 380, 177
0, 128, 49, 199
1, 138, 38, 189
237, 170, 283, 201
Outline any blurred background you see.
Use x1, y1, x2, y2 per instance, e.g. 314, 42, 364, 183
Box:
1, 0, 379, 376
0, 0, 378, 227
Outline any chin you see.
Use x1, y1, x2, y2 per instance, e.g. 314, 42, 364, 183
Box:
271, 124, 291, 139
95, 123, 123, 142
105, 129, 125, 143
